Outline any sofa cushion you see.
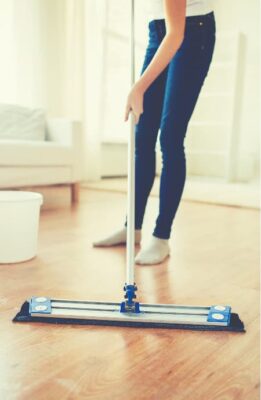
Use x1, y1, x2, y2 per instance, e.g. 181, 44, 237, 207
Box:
0, 139, 74, 166
0, 103, 46, 141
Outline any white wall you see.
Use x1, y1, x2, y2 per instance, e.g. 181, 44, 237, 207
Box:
214, 0, 260, 176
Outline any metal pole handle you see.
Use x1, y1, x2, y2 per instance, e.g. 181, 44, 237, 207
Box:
120, 0, 140, 313
126, 0, 135, 285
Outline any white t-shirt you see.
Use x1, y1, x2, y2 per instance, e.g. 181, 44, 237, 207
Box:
144, 0, 214, 21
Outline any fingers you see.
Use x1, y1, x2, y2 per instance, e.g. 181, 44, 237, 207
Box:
124, 108, 140, 125
124, 103, 131, 122
124, 103, 143, 124
134, 106, 143, 124
130, 110, 138, 125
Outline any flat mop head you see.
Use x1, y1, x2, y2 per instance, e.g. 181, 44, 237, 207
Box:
13, 297, 245, 332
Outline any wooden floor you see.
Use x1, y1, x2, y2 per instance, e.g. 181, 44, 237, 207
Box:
0, 187, 259, 400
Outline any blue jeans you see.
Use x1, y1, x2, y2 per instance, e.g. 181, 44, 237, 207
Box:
125, 11, 216, 239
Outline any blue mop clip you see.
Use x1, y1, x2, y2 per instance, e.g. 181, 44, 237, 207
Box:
120, 283, 140, 313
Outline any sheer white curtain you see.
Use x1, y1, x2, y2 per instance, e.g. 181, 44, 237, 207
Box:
82, 0, 106, 181
53, 0, 106, 181
57, 0, 107, 181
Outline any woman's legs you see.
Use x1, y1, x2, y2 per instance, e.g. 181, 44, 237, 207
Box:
136, 12, 216, 263
94, 13, 216, 259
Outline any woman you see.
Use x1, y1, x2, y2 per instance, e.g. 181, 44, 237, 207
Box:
93, 0, 216, 265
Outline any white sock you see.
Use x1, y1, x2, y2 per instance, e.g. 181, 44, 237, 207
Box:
93, 227, 141, 247
135, 235, 170, 265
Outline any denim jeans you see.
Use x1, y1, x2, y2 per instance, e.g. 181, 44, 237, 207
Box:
125, 11, 216, 239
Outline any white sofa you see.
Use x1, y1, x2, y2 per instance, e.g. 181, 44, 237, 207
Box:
0, 116, 84, 203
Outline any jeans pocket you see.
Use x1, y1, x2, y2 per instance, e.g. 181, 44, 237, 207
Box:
184, 23, 204, 47
176, 23, 216, 69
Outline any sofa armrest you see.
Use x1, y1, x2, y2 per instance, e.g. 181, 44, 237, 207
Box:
46, 118, 82, 147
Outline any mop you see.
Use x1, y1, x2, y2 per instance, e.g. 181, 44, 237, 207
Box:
13, 0, 244, 332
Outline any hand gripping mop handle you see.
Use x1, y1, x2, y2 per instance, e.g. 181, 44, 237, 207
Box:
121, 0, 140, 313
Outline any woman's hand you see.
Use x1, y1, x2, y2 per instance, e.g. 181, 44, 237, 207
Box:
124, 82, 145, 124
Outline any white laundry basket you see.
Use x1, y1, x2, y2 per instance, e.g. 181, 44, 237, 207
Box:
0, 191, 43, 263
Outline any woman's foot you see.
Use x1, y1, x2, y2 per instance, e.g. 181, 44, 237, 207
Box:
93, 227, 142, 247
135, 235, 170, 265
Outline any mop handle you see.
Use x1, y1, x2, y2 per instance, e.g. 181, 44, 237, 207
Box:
126, 0, 135, 285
